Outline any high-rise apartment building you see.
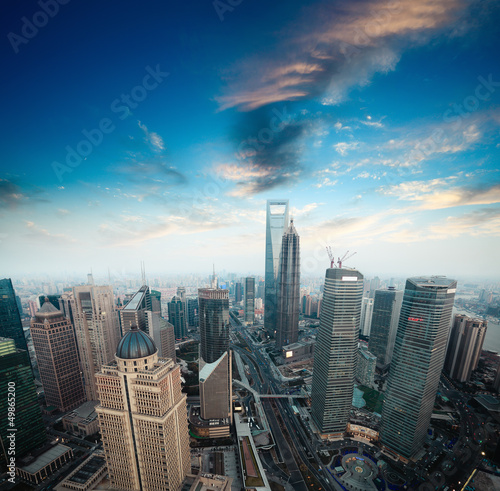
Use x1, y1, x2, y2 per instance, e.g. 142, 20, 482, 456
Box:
368, 287, 403, 367
0, 278, 29, 353
145, 310, 176, 361
120, 285, 151, 334
360, 297, 374, 337
244, 277, 255, 325
198, 288, 232, 422
444, 315, 487, 382
71, 285, 121, 401
96, 327, 190, 490
0, 337, 46, 466
168, 296, 187, 340
380, 276, 456, 459
275, 220, 300, 349
311, 268, 363, 436
264, 199, 289, 336
31, 299, 85, 412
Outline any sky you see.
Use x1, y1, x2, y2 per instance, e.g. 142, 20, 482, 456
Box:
1, 0, 500, 280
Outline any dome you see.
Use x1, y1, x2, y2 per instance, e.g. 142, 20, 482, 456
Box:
116, 325, 157, 359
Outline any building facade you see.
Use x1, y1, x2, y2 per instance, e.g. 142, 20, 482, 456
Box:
198, 288, 232, 422
311, 268, 364, 436
30, 299, 85, 411
275, 220, 300, 350
360, 297, 374, 337
368, 287, 403, 367
264, 199, 289, 336
71, 285, 121, 401
120, 285, 151, 335
444, 315, 487, 382
356, 347, 377, 387
0, 278, 29, 353
0, 337, 46, 466
244, 277, 255, 325
380, 276, 457, 458
96, 327, 190, 491
168, 296, 187, 340
145, 311, 176, 361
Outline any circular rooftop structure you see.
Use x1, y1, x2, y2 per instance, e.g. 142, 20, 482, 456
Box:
116, 325, 157, 359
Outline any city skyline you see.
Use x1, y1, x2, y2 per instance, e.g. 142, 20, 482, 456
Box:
1, 1, 500, 279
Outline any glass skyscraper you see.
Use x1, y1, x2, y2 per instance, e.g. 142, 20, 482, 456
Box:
311, 267, 363, 435
198, 288, 232, 422
244, 277, 255, 324
368, 287, 403, 367
0, 337, 46, 467
0, 278, 29, 353
264, 199, 289, 336
275, 220, 300, 350
168, 296, 187, 340
380, 276, 457, 458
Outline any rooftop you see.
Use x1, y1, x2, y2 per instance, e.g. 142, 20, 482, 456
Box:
116, 325, 157, 359
19, 444, 72, 474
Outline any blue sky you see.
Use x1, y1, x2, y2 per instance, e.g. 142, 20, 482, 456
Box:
1, 0, 499, 279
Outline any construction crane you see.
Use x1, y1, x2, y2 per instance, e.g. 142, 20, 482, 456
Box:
326, 246, 335, 268
326, 246, 357, 268
338, 250, 356, 268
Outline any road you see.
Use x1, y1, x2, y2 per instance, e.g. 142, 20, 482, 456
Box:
230, 317, 339, 490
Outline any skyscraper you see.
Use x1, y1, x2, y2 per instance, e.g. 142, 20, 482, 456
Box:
368, 287, 403, 367
264, 199, 289, 336
150, 289, 162, 315
380, 276, 457, 459
0, 278, 29, 353
360, 297, 374, 336
198, 287, 232, 422
235, 282, 243, 303
0, 337, 46, 467
444, 315, 487, 383
71, 285, 121, 401
311, 268, 363, 436
187, 297, 199, 329
120, 285, 151, 334
168, 296, 187, 340
96, 327, 190, 490
145, 310, 176, 361
275, 220, 300, 349
244, 277, 255, 325
31, 299, 85, 412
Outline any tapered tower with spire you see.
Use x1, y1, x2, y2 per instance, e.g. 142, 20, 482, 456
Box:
275, 219, 300, 349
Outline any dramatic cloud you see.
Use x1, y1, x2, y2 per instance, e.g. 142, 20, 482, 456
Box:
0, 178, 48, 209
217, 0, 468, 111
223, 106, 307, 196
381, 178, 500, 210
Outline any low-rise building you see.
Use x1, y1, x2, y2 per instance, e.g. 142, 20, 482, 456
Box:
17, 444, 73, 486
56, 453, 107, 491
62, 400, 99, 437
282, 339, 315, 364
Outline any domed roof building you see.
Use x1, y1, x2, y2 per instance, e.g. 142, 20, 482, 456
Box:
96, 324, 190, 490
116, 325, 157, 359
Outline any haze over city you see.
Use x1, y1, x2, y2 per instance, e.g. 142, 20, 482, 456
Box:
1, 0, 500, 279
